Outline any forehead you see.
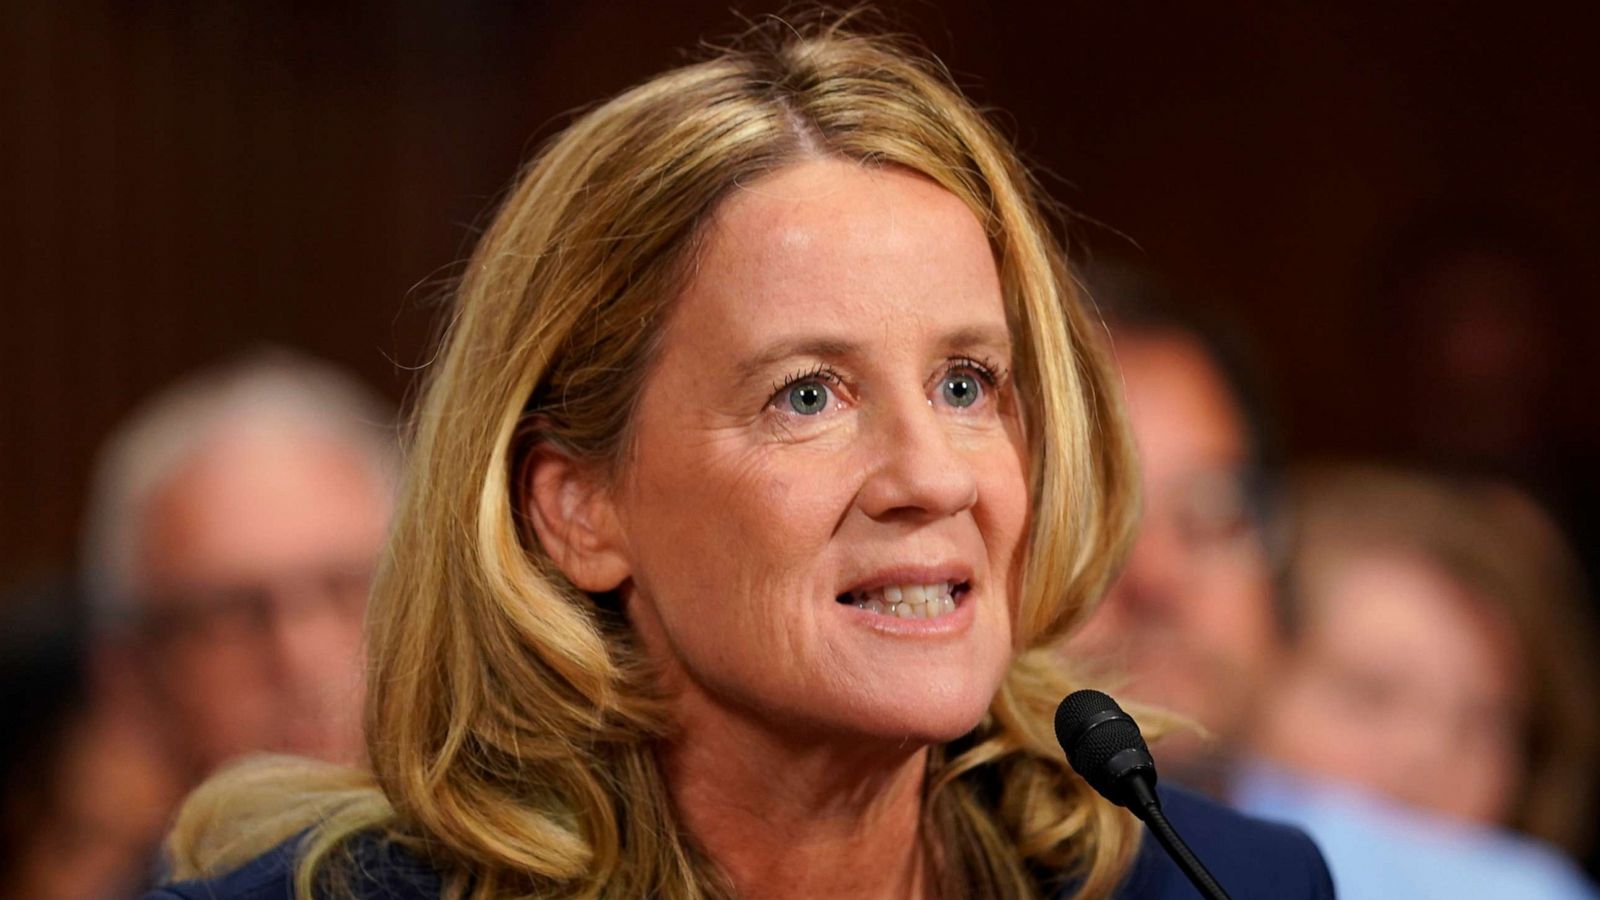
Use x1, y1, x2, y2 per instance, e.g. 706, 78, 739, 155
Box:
1302, 549, 1524, 698
672, 159, 1006, 340
136, 425, 389, 589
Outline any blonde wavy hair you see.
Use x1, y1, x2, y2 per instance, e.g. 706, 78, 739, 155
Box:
165, 18, 1144, 900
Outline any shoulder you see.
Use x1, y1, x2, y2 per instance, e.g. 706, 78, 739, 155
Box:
1234, 765, 1599, 900
1114, 784, 1335, 900
142, 832, 445, 900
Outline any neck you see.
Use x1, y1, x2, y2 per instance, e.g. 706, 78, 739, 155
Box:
663, 701, 935, 900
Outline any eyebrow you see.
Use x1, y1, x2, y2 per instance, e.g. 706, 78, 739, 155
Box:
937, 324, 1014, 358
732, 324, 1014, 385
734, 337, 861, 386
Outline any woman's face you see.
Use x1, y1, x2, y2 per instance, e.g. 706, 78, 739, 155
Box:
607, 159, 1029, 747
1253, 550, 1526, 825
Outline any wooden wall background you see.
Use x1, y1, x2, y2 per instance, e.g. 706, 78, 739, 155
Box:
4, 0, 1598, 580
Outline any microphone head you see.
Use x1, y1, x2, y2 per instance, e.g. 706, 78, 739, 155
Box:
1054, 689, 1157, 808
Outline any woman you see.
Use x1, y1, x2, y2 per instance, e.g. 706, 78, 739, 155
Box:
147, 22, 1330, 900
1252, 465, 1600, 861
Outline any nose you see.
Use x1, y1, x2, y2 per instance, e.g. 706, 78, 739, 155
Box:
855, 395, 979, 523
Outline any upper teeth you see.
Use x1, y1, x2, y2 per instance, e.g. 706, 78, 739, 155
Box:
850, 582, 959, 619
854, 582, 953, 604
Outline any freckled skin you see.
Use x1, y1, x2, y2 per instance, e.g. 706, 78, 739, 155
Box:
609, 159, 1030, 747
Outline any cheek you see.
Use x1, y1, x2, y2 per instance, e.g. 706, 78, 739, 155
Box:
1452, 743, 1520, 824
972, 441, 1030, 623
624, 441, 851, 639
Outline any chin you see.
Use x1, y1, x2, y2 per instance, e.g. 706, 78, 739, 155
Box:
844, 681, 1001, 747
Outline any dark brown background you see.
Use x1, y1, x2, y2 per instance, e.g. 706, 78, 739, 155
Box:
4, 1, 1598, 580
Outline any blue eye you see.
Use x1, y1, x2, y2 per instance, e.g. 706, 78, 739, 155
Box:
768, 365, 845, 418
942, 373, 981, 408
787, 380, 831, 415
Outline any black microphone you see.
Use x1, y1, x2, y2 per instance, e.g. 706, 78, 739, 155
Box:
1055, 689, 1234, 900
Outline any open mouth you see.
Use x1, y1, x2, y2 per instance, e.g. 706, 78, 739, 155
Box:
835, 581, 971, 619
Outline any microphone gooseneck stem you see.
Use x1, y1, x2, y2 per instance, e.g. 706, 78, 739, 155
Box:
1126, 778, 1234, 900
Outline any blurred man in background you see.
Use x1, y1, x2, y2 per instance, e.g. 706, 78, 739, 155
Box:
3, 349, 397, 899
1064, 272, 1282, 790
83, 348, 395, 787
1065, 266, 1598, 899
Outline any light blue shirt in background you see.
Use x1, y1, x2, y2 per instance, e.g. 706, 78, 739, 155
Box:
1233, 761, 1598, 900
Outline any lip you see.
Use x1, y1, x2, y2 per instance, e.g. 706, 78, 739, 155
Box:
834, 562, 977, 637
836, 563, 975, 600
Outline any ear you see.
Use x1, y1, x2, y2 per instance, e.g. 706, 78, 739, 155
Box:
522, 447, 632, 593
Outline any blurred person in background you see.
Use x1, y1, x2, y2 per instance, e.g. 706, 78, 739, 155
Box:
1247, 465, 1600, 873
1, 577, 177, 900
1063, 269, 1283, 789
1066, 266, 1599, 898
1362, 204, 1600, 881
82, 349, 397, 788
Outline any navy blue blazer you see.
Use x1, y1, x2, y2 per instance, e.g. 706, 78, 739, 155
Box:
146, 786, 1333, 899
